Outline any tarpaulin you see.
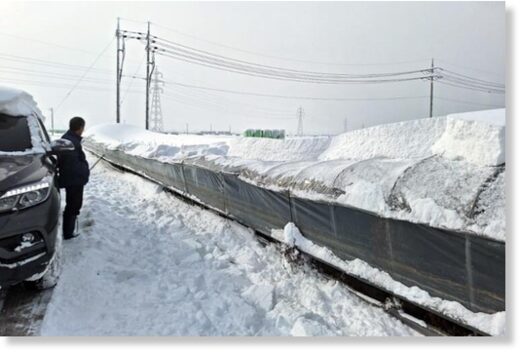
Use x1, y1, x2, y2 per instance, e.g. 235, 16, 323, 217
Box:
84, 143, 505, 313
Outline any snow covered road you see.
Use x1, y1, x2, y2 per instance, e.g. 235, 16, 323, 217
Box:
40, 156, 417, 336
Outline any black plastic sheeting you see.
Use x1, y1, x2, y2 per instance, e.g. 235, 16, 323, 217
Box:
86, 144, 505, 314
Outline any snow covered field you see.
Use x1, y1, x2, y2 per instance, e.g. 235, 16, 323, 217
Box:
40, 155, 417, 336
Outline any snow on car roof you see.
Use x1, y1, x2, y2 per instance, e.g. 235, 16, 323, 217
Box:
0, 85, 45, 120
0, 86, 48, 155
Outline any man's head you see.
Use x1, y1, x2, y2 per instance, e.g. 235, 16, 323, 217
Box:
69, 117, 86, 136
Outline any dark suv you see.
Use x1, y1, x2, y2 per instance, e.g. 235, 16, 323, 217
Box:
0, 111, 73, 289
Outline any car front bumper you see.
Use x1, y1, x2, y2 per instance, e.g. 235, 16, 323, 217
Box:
0, 187, 60, 287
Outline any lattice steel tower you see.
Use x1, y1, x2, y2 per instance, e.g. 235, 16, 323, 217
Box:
296, 106, 304, 136
150, 67, 164, 132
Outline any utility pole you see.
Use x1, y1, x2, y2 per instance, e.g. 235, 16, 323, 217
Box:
145, 21, 152, 130
296, 106, 304, 136
343, 116, 348, 133
116, 17, 121, 124
150, 67, 164, 132
186, 123, 189, 135
49, 108, 54, 135
429, 58, 434, 118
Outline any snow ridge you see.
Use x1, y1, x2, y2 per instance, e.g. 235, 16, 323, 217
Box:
84, 108, 506, 241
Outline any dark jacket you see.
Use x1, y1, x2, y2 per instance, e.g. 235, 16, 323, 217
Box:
58, 130, 90, 188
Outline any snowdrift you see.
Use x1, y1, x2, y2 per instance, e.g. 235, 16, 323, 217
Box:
0, 85, 44, 120
85, 109, 506, 242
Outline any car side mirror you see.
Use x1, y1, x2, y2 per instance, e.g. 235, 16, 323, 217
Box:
49, 139, 75, 154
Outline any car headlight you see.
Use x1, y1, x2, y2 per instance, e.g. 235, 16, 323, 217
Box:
0, 177, 52, 213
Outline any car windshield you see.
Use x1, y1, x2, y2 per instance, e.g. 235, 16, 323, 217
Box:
0, 113, 32, 152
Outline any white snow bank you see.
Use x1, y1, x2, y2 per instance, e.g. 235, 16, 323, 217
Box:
448, 108, 506, 126
320, 109, 506, 168
84, 109, 506, 241
0, 85, 44, 120
432, 109, 505, 166
84, 124, 232, 161
276, 223, 505, 336
227, 136, 331, 162
319, 117, 447, 161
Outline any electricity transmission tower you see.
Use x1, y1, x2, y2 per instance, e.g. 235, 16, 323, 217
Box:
296, 106, 304, 136
150, 67, 164, 132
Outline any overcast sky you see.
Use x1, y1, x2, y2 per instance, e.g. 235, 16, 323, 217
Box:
0, 1, 505, 135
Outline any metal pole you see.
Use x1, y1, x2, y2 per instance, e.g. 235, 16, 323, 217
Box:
116, 17, 121, 124
145, 21, 151, 130
429, 58, 434, 118
49, 108, 54, 135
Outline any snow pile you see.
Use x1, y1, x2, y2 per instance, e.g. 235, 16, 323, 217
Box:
84, 109, 506, 241
227, 135, 331, 162
320, 109, 506, 168
84, 124, 231, 161
275, 223, 505, 336
0, 85, 44, 120
319, 117, 447, 161
432, 109, 505, 166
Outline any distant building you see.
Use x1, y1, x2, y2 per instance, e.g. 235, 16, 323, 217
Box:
243, 129, 285, 139
197, 130, 234, 136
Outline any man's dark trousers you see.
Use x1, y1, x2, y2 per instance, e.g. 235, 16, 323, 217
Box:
58, 129, 90, 238
63, 185, 84, 237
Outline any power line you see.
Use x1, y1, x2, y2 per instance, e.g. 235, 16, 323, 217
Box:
165, 86, 294, 115
163, 78, 429, 102
438, 68, 504, 88
147, 32, 504, 91
435, 96, 503, 108
437, 78, 505, 94
152, 35, 432, 79
441, 75, 505, 92
0, 66, 114, 84
0, 76, 142, 94
0, 32, 111, 57
0, 53, 114, 74
161, 90, 295, 121
155, 49, 436, 84
163, 87, 296, 119
120, 31, 441, 84
121, 53, 146, 103
151, 21, 430, 68
163, 88, 294, 118
152, 46, 437, 83
55, 37, 115, 111
435, 58, 503, 79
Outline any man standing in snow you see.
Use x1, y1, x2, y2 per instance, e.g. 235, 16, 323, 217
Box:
58, 117, 90, 239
